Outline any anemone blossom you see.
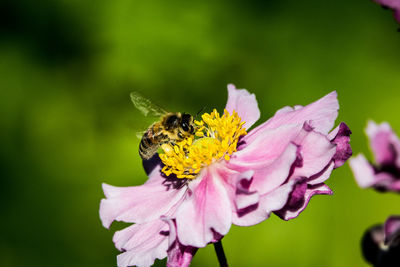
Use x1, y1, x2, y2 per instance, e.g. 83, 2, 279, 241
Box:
350, 121, 400, 193
100, 85, 351, 267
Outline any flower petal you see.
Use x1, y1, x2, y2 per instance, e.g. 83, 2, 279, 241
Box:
113, 220, 169, 267
349, 154, 378, 188
232, 170, 260, 217
175, 166, 232, 247
349, 154, 400, 192
230, 123, 301, 171
308, 162, 334, 185
245, 91, 338, 143
100, 166, 186, 228
329, 122, 352, 168
249, 142, 298, 194
232, 122, 335, 193
164, 218, 198, 267
167, 244, 197, 267
384, 216, 400, 245
374, 173, 400, 192
275, 182, 333, 220
366, 120, 400, 166
229, 142, 299, 226
290, 124, 336, 179
233, 180, 296, 226
225, 84, 260, 130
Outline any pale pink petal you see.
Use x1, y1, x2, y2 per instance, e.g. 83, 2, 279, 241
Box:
225, 84, 260, 130
349, 154, 377, 188
113, 220, 169, 267
274, 106, 295, 116
275, 182, 333, 220
100, 166, 186, 228
245, 91, 338, 143
290, 124, 336, 179
213, 164, 243, 210
175, 166, 232, 247
113, 220, 167, 252
230, 123, 301, 171
384, 216, 400, 245
214, 164, 295, 227
232, 122, 335, 193
366, 121, 400, 166
234, 170, 259, 211
327, 122, 342, 140
308, 162, 334, 185
349, 154, 400, 192
249, 143, 298, 194
233, 180, 296, 226
215, 166, 264, 225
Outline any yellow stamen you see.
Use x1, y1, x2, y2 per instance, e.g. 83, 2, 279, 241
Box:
159, 109, 247, 179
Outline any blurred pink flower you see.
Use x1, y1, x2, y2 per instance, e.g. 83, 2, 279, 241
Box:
373, 0, 400, 23
350, 121, 400, 193
100, 85, 351, 267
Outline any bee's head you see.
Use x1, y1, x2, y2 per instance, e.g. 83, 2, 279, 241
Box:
165, 114, 179, 131
180, 113, 195, 136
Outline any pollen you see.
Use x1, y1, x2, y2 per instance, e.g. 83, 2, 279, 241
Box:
159, 109, 247, 179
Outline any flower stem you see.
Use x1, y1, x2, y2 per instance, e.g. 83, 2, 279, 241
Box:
213, 240, 228, 267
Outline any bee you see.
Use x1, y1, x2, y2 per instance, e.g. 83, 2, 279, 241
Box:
130, 92, 196, 160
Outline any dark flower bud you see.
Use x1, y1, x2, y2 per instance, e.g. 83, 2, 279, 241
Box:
361, 216, 400, 267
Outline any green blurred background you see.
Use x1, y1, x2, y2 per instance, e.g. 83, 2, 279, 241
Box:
1, 0, 400, 266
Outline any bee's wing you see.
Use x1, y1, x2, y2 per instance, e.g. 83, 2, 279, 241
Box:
130, 91, 167, 117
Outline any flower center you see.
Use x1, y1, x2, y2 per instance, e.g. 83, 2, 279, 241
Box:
159, 109, 247, 179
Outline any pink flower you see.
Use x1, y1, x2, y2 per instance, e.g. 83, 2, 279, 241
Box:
100, 85, 351, 267
350, 121, 400, 193
373, 0, 400, 23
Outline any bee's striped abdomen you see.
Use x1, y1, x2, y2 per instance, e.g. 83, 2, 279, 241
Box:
139, 126, 168, 160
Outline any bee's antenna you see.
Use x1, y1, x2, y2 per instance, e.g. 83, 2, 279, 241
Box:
195, 107, 206, 119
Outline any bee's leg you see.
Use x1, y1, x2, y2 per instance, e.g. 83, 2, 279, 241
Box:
168, 141, 177, 146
